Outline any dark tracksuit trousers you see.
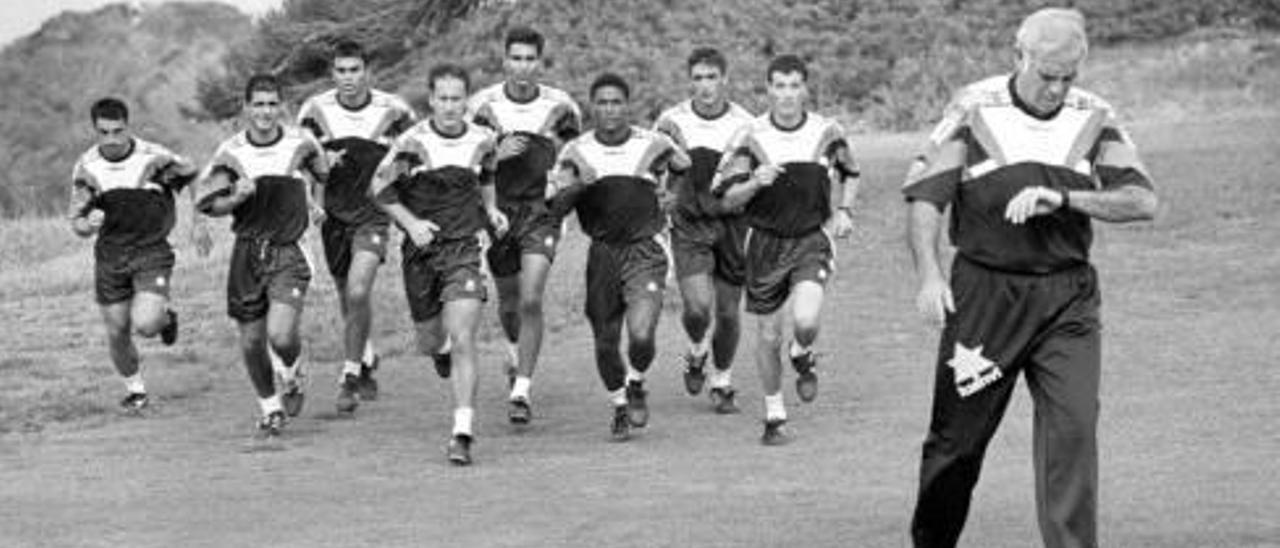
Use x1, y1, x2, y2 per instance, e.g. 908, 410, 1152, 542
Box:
912, 256, 1102, 548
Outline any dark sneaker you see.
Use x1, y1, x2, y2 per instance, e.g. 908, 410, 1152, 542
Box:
257, 410, 286, 438
761, 418, 791, 446
625, 380, 649, 428
446, 434, 473, 466
709, 386, 740, 414
508, 397, 532, 425
281, 378, 305, 417
160, 310, 178, 346
335, 373, 359, 413
119, 392, 149, 413
357, 356, 379, 401
610, 404, 631, 442
433, 352, 452, 379
792, 351, 819, 403
681, 352, 708, 395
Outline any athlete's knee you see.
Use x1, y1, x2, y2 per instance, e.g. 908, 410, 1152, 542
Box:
593, 327, 622, 350
132, 310, 168, 337
627, 335, 656, 363
239, 329, 267, 352
628, 326, 655, 352
104, 318, 131, 341
518, 294, 544, 318
713, 304, 740, 331
266, 330, 298, 354
415, 330, 445, 355
757, 320, 784, 349
793, 323, 820, 347
682, 304, 711, 330
344, 283, 372, 309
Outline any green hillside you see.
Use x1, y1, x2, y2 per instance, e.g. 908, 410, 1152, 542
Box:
0, 2, 250, 217
2, 0, 1278, 219
197, 0, 1280, 127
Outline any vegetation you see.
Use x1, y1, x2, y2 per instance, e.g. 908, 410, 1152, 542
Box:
195, 0, 1280, 127
2, 0, 1278, 218
0, 2, 248, 217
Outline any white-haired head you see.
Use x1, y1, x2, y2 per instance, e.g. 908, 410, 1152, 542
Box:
1015, 8, 1088, 67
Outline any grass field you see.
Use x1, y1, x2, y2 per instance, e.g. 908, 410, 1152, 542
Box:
1, 112, 1278, 547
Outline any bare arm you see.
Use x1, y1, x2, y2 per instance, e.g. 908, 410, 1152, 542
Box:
717, 154, 772, 211
198, 170, 253, 217
1065, 184, 1157, 222
826, 140, 861, 237
68, 181, 100, 238
907, 199, 953, 326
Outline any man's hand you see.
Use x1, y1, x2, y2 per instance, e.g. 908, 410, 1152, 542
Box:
231, 177, 257, 203
487, 207, 510, 237
826, 208, 854, 238
495, 135, 529, 162
75, 209, 105, 237
190, 221, 213, 257
310, 203, 327, 227
752, 164, 785, 187
915, 275, 955, 328
404, 218, 440, 248
326, 148, 347, 170
657, 185, 678, 214
1004, 186, 1065, 224
547, 167, 588, 195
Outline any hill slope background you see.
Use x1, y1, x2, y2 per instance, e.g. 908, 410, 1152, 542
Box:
0, 2, 249, 217
1, 0, 1279, 218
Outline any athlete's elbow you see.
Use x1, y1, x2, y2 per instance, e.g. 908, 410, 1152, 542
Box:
1136, 191, 1158, 220
1127, 188, 1158, 221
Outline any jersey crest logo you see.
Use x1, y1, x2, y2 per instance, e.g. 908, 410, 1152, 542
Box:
949, 343, 1002, 397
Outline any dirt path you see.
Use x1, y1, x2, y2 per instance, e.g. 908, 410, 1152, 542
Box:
3, 118, 1278, 547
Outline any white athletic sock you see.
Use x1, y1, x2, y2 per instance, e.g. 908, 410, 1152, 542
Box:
608, 387, 627, 407
341, 359, 362, 378
510, 376, 532, 401
453, 407, 474, 437
789, 340, 811, 358
764, 392, 787, 422
689, 337, 709, 358
122, 373, 146, 394
626, 368, 645, 385
438, 336, 453, 355
709, 367, 732, 389
362, 341, 377, 364
259, 394, 283, 415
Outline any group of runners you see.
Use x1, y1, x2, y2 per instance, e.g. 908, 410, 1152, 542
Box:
72, 27, 858, 462
68, 8, 1157, 547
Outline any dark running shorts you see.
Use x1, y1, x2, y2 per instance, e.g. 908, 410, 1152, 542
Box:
585, 235, 669, 323
485, 202, 559, 278
94, 242, 175, 305
402, 236, 488, 322
320, 218, 389, 280
744, 228, 835, 315
227, 239, 313, 322
671, 211, 747, 286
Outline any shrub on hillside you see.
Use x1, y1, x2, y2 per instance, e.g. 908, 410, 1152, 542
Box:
197, 0, 1279, 131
